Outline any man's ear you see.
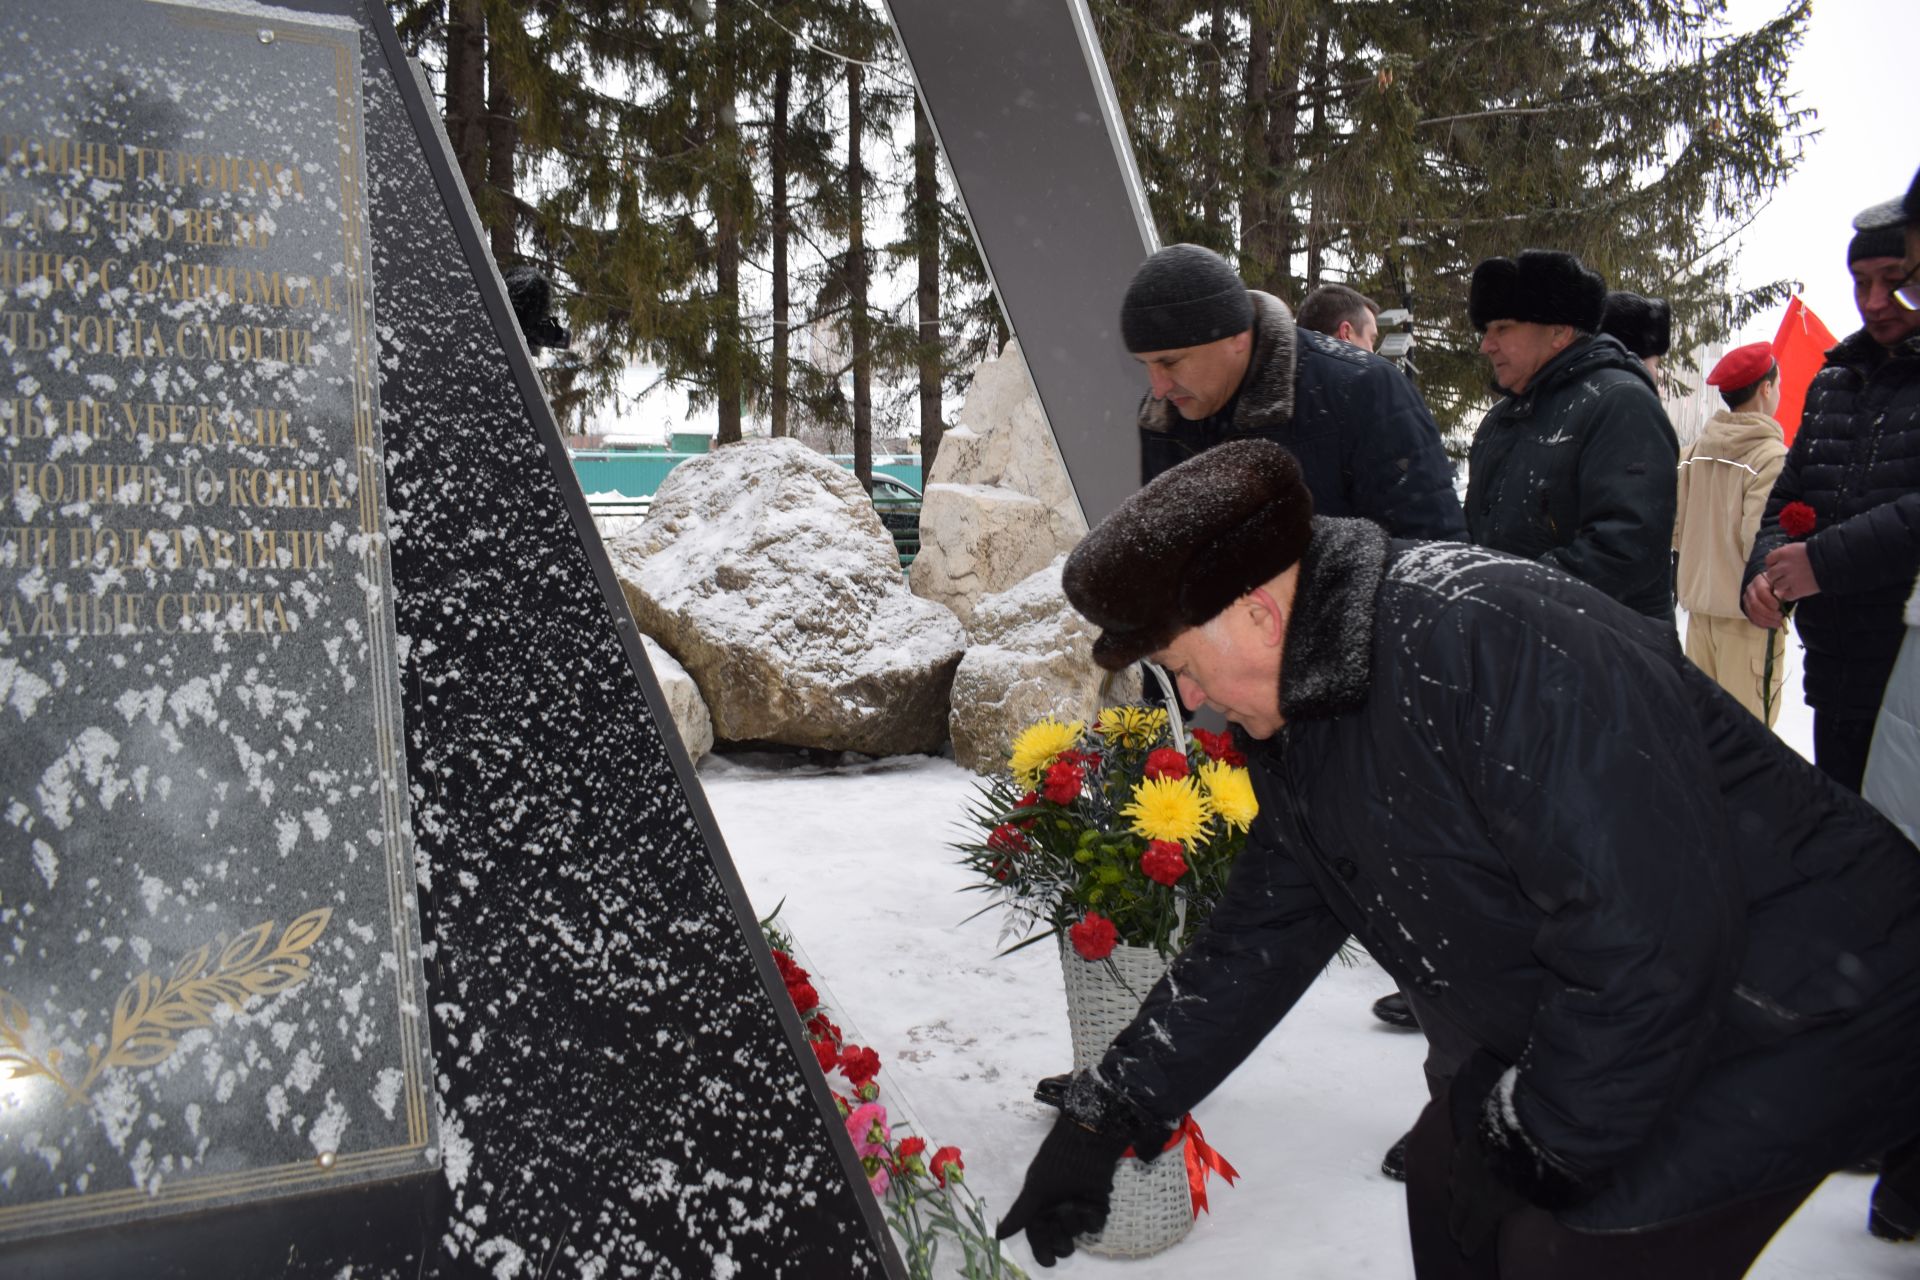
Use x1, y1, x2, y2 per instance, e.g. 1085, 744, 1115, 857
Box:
1243, 586, 1287, 648
1335, 320, 1355, 344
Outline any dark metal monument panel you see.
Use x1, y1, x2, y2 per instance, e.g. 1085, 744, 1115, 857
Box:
0, 0, 434, 1245
883, 0, 1158, 526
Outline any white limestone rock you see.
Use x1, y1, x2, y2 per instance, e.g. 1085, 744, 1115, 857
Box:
608, 438, 966, 756
911, 340, 1088, 627
640, 635, 714, 763
948, 557, 1142, 775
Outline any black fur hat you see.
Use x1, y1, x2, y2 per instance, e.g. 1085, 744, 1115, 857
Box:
1063, 439, 1314, 671
1599, 291, 1672, 359
1468, 249, 1607, 333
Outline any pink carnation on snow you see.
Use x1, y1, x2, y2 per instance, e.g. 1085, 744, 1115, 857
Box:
846, 1102, 891, 1159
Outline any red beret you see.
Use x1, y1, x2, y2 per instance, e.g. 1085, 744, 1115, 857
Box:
1706, 342, 1775, 389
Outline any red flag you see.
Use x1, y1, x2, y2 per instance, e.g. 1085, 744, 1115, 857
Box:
1769, 297, 1838, 446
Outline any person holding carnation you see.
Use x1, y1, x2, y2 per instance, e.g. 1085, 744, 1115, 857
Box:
997, 437, 1920, 1278
1743, 198, 1920, 793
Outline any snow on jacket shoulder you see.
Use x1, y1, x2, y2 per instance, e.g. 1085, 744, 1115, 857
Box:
1744, 329, 1920, 713
1676, 409, 1786, 619
1136, 290, 1465, 541
1099, 519, 1920, 1230
1466, 334, 1679, 618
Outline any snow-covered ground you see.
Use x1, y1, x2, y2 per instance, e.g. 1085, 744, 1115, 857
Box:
702, 624, 1910, 1278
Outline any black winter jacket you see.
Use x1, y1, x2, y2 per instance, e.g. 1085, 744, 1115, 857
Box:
1137, 292, 1466, 541
1743, 329, 1920, 715
1097, 519, 1920, 1229
1465, 335, 1678, 618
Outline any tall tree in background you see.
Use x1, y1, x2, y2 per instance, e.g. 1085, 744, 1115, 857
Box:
1091, 0, 1814, 434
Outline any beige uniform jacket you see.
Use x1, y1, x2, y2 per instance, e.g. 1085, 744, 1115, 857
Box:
1675, 410, 1787, 619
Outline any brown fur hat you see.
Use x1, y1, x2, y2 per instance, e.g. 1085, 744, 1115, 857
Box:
1599, 291, 1671, 359
1063, 439, 1314, 670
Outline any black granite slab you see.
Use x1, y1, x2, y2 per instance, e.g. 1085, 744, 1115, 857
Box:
1, 0, 902, 1275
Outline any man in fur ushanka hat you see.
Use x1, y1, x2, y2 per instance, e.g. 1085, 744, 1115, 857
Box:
996, 438, 1920, 1279
1464, 250, 1680, 621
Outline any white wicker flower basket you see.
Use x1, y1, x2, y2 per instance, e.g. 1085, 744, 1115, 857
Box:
1059, 938, 1194, 1259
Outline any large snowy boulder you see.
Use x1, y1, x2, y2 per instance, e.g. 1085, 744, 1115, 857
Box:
640, 635, 714, 763
948, 557, 1141, 775
608, 438, 966, 756
911, 340, 1088, 627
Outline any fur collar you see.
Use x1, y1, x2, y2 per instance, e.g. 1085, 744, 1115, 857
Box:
1278, 517, 1390, 722
1139, 290, 1298, 434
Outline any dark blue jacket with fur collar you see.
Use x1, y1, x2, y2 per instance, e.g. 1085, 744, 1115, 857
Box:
1137, 291, 1465, 542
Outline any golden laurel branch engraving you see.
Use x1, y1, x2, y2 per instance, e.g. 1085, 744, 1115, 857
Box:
0, 908, 332, 1107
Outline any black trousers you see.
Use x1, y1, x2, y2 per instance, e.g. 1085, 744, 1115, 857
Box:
1813, 708, 1878, 794
1403, 1093, 1818, 1280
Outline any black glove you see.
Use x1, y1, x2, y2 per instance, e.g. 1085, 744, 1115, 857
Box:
995, 1112, 1132, 1266
1445, 1051, 1526, 1257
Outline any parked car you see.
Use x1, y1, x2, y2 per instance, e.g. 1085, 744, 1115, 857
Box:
868, 476, 922, 566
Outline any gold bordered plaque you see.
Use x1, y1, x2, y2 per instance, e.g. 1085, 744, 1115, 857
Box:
0, 0, 436, 1241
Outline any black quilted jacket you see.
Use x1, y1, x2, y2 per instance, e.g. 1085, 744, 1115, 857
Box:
1744, 329, 1920, 715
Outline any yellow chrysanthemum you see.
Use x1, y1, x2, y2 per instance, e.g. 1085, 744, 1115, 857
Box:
1095, 705, 1168, 749
1199, 761, 1258, 832
1122, 775, 1213, 847
1009, 717, 1084, 788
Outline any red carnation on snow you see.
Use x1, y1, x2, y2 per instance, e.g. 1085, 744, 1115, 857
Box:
1143, 747, 1189, 781
1042, 759, 1085, 805
838, 1044, 882, 1087
811, 1039, 838, 1072
1069, 912, 1118, 960
773, 949, 807, 986
786, 980, 819, 1015
1190, 728, 1246, 768
1779, 501, 1817, 539
1140, 839, 1189, 886
806, 1013, 842, 1046
930, 1146, 965, 1186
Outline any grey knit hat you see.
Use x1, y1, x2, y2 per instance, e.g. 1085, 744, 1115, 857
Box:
1120, 244, 1255, 352
1849, 221, 1906, 264
1063, 439, 1313, 670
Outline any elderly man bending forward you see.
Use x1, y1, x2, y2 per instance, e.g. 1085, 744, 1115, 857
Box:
997, 439, 1920, 1280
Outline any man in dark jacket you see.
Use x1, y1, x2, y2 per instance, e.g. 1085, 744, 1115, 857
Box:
1120, 243, 1465, 540
1743, 211, 1920, 794
1465, 251, 1679, 619
998, 439, 1920, 1278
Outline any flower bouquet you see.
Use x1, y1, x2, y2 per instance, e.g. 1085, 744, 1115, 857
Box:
957, 706, 1252, 1257
958, 706, 1256, 961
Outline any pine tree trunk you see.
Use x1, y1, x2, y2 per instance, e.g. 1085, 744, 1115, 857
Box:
1239, 6, 1301, 296
1304, 23, 1329, 288
770, 57, 791, 439
444, 0, 487, 201
484, 1, 518, 264
712, 0, 743, 446
848, 61, 871, 486
1201, 0, 1227, 235
914, 104, 942, 477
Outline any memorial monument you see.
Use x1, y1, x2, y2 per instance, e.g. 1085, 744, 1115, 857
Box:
0, 0, 901, 1273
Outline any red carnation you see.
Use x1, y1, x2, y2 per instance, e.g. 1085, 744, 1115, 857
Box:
1780, 501, 1817, 539
1140, 839, 1189, 886
1069, 912, 1118, 961
806, 1013, 842, 1046
811, 1039, 838, 1072
1191, 728, 1246, 768
987, 823, 1028, 855
838, 1044, 882, 1087
787, 980, 819, 1015
773, 949, 807, 987
930, 1146, 965, 1186
990, 858, 1012, 883
1143, 747, 1189, 781
1014, 791, 1041, 830
895, 1136, 928, 1164
1059, 748, 1103, 770
1042, 759, 1085, 805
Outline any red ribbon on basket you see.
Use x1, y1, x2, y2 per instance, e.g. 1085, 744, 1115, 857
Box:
1124, 1114, 1240, 1217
